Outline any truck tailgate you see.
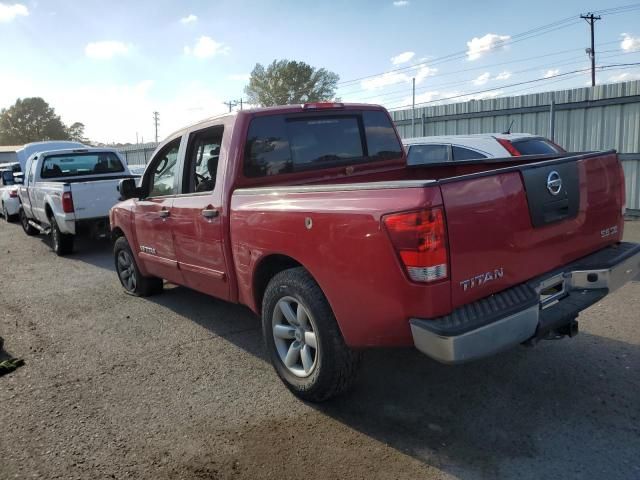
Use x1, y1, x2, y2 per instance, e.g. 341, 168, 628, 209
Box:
70, 179, 122, 220
440, 152, 625, 309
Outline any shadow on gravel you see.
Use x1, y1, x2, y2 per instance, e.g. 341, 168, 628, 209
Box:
130, 280, 640, 479
316, 336, 640, 479
60, 237, 114, 271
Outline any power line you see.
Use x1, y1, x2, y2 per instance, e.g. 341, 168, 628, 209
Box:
335, 3, 640, 89
387, 62, 640, 111
346, 47, 635, 105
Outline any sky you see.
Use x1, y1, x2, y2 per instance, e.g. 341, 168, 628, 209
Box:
1, 0, 640, 143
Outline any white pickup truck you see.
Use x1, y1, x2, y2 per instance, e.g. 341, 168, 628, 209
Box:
18, 147, 135, 255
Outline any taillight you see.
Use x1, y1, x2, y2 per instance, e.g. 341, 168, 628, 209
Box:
496, 138, 521, 156
383, 207, 449, 283
8, 189, 18, 198
62, 191, 74, 213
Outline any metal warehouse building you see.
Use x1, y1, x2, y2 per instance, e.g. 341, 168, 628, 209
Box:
391, 79, 640, 213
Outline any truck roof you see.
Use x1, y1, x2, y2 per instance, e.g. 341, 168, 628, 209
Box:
165, 103, 386, 140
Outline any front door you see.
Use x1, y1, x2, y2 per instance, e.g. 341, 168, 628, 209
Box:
170, 124, 230, 300
133, 137, 183, 284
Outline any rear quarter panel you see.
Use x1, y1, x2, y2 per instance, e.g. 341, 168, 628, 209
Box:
231, 186, 449, 347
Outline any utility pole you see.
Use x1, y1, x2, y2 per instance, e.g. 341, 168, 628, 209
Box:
580, 12, 601, 87
224, 100, 238, 112
239, 98, 243, 111
411, 77, 416, 137
152, 111, 160, 143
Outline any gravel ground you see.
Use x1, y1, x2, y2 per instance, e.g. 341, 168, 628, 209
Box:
1, 220, 639, 480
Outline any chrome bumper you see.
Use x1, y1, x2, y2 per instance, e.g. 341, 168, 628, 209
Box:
410, 242, 640, 364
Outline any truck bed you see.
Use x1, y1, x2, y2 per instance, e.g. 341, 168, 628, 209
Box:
230, 150, 625, 347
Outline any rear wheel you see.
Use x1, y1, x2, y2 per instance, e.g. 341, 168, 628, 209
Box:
114, 236, 163, 296
262, 267, 362, 402
20, 208, 38, 236
49, 215, 74, 256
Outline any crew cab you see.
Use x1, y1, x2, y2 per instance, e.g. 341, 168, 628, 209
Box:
19, 147, 134, 255
110, 103, 640, 402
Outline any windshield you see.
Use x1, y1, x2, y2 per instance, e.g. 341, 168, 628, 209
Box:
1, 171, 15, 185
40, 152, 124, 179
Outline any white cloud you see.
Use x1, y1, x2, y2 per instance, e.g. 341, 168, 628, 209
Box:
391, 51, 415, 65
393, 1, 409, 6
466, 33, 510, 61
495, 71, 512, 80
609, 71, 640, 82
543, 69, 559, 78
361, 65, 436, 91
180, 14, 198, 24
184, 36, 230, 59
620, 33, 640, 52
228, 73, 250, 82
0, 3, 28, 22
472, 72, 491, 86
85, 41, 130, 59
415, 65, 437, 83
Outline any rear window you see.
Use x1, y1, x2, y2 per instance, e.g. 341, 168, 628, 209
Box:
511, 138, 561, 155
41, 152, 124, 179
244, 110, 402, 177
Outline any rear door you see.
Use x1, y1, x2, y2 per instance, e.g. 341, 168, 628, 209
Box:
170, 124, 230, 300
133, 137, 184, 284
440, 152, 625, 308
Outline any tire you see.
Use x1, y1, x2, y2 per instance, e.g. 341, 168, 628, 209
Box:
113, 236, 163, 297
262, 267, 362, 402
3, 203, 18, 223
49, 215, 74, 256
20, 208, 39, 236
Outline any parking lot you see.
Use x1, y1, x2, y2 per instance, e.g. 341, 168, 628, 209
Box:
0, 220, 638, 480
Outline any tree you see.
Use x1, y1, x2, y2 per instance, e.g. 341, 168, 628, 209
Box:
67, 122, 88, 143
0, 97, 70, 145
244, 60, 339, 107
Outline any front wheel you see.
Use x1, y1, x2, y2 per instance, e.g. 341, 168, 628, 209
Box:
113, 236, 163, 296
20, 208, 38, 236
49, 215, 74, 256
262, 267, 362, 402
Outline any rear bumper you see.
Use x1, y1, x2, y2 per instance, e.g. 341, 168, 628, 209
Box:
410, 242, 640, 364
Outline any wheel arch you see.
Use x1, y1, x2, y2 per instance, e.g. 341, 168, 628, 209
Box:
252, 254, 304, 314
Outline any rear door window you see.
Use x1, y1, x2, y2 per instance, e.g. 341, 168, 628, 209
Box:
511, 138, 562, 155
452, 146, 488, 161
407, 144, 449, 165
244, 110, 402, 178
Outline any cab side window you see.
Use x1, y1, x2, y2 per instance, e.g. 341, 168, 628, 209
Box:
183, 126, 224, 194
148, 138, 181, 197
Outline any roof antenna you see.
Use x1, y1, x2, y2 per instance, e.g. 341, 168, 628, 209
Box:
502, 119, 515, 135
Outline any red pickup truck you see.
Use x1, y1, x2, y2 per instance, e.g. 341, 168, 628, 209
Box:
111, 103, 640, 401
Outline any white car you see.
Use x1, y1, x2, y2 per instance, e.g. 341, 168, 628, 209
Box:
403, 133, 564, 165
18, 147, 135, 255
0, 169, 22, 222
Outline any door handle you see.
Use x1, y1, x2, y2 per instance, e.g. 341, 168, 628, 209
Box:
159, 209, 170, 218
201, 208, 219, 219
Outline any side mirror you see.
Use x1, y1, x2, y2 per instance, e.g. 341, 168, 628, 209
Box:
118, 178, 140, 200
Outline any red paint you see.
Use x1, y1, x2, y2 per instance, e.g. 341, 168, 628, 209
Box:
110, 104, 625, 349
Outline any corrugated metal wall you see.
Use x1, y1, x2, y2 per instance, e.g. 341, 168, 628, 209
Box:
391, 80, 640, 211
116, 142, 158, 166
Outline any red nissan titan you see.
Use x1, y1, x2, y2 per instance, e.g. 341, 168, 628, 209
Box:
110, 103, 640, 401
